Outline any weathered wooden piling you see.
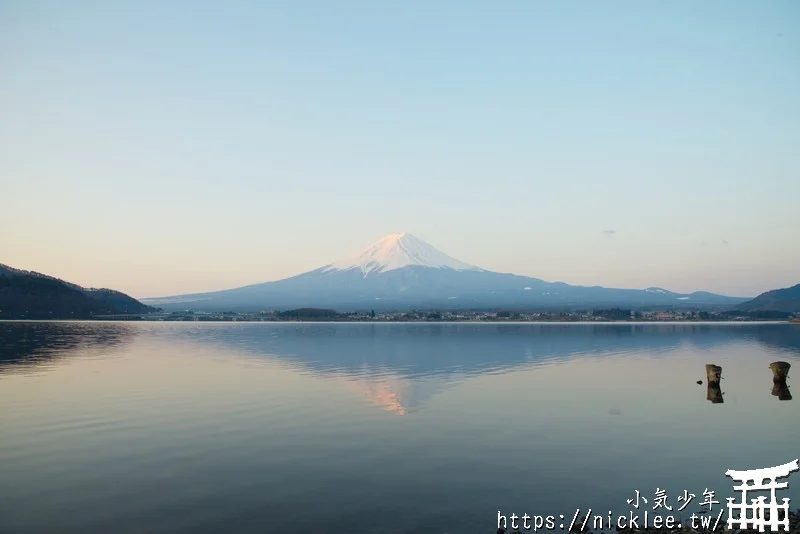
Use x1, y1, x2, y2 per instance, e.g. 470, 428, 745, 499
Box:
707, 384, 724, 404
769, 361, 790, 383
772, 382, 792, 401
705, 364, 722, 386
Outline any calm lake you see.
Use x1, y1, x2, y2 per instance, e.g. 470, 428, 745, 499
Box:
1, 321, 798, 534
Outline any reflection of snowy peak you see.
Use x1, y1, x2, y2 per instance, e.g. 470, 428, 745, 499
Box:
341, 374, 455, 415
323, 232, 482, 276
144, 233, 750, 311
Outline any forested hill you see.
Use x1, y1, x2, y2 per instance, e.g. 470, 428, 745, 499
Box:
735, 283, 800, 313
0, 263, 158, 319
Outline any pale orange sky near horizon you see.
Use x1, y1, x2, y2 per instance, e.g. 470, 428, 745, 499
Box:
2, 2, 799, 299
1, 229, 797, 299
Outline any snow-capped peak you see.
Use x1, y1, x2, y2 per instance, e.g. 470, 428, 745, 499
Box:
645, 287, 671, 294
323, 232, 483, 276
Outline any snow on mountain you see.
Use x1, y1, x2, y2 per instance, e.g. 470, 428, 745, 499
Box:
322, 232, 483, 276
143, 232, 751, 311
645, 287, 671, 294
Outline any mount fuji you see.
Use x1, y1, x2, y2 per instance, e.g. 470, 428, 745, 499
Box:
142, 232, 749, 311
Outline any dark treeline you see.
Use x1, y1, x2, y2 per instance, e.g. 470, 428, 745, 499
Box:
275, 308, 340, 319
720, 309, 792, 319
0, 270, 157, 319
592, 308, 632, 320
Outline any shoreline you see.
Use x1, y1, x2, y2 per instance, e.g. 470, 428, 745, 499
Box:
0, 319, 794, 325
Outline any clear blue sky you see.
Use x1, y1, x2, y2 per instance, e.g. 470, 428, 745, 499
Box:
1, 1, 798, 298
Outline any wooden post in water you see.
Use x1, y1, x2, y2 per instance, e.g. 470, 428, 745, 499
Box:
707, 384, 724, 404
705, 364, 722, 386
772, 382, 792, 401
770, 361, 791, 401
769, 361, 790, 383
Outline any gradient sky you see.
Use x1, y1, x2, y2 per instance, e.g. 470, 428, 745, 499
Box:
1, 1, 798, 299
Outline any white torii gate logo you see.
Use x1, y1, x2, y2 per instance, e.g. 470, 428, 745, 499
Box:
726, 459, 799, 532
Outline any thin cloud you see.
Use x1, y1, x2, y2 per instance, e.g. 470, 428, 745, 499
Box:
602, 230, 616, 237
700, 239, 730, 247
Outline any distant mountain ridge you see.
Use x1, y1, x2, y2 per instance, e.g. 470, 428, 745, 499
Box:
735, 283, 800, 313
143, 233, 751, 312
0, 263, 158, 319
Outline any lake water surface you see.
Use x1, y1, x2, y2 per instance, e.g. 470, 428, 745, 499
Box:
1, 321, 798, 534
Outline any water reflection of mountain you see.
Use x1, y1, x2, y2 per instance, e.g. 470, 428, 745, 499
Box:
752, 325, 800, 353
167, 322, 800, 414
0, 321, 136, 374
1, 322, 797, 413
339, 375, 454, 415
174, 323, 800, 379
